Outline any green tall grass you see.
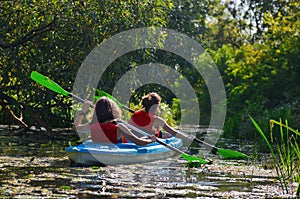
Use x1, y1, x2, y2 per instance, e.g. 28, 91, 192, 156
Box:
250, 117, 300, 197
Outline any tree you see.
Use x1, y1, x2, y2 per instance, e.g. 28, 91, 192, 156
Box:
211, 1, 300, 137
0, 0, 173, 129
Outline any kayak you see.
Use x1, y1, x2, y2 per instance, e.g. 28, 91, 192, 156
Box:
66, 136, 183, 166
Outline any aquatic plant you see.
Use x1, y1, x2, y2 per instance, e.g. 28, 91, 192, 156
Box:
250, 117, 300, 197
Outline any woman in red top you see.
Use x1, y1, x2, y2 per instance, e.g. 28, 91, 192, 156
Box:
130, 92, 194, 141
74, 96, 155, 145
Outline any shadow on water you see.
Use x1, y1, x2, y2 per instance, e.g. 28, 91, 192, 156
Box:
0, 129, 297, 198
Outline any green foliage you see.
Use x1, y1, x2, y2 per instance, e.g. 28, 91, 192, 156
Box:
223, 113, 240, 139
0, 0, 173, 128
210, 1, 300, 137
158, 101, 177, 127
250, 117, 288, 193
270, 119, 300, 179
1, 0, 299, 137
171, 98, 181, 123
251, 117, 300, 195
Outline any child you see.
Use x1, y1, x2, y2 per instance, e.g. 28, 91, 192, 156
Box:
130, 92, 194, 142
74, 97, 155, 146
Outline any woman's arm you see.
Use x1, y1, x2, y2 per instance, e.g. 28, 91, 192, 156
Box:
118, 123, 156, 146
73, 100, 91, 133
157, 117, 195, 141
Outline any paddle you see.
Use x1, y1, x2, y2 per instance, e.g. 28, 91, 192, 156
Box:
95, 90, 135, 113
194, 138, 249, 159
116, 119, 210, 164
97, 89, 249, 160
30, 71, 84, 103
30, 71, 209, 164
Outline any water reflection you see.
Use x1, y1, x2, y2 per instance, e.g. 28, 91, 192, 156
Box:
0, 130, 297, 198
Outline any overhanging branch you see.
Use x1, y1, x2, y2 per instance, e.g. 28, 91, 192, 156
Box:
0, 18, 56, 48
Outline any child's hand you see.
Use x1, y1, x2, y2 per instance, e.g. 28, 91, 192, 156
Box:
185, 135, 195, 142
149, 135, 157, 142
82, 99, 93, 113
162, 133, 171, 139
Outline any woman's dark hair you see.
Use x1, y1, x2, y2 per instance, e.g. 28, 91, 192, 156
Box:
92, 97, 122, 123
141, 92, 161, 112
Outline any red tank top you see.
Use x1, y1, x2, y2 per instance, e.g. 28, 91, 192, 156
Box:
131, 110, 162, 137
89, 122, 127, 143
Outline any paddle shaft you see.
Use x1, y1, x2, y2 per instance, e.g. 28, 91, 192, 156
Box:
70, 84, 245, 159
120, 105, 135, 113
97, 90, 223, 151
116, 119, 186, 155
96, 90, 244, 156
69, 93, 87, 104
194, 137, 218, 151
96, 89, 135, 113
75, 92, 134, 115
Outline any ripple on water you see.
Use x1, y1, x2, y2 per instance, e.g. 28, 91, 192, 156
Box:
0, 132, 297, 198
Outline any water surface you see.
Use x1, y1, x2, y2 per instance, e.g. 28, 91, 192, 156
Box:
0, 129, 297, 198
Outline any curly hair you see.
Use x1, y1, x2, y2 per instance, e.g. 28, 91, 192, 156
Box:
92, 96, 122, 123
141, 92, 161, 112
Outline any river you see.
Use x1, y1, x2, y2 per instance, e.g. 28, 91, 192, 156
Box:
0, 129, 297, 198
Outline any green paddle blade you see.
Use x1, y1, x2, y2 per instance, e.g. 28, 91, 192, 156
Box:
217, 148, 249, 160
30, 71, 69, 96
181, 153, 210, 164
95, 89, 123, 107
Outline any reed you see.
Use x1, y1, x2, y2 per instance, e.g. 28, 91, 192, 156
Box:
250, 117, 300, 197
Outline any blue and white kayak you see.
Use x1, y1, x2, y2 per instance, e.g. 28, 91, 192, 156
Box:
66, 137, 183, 166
